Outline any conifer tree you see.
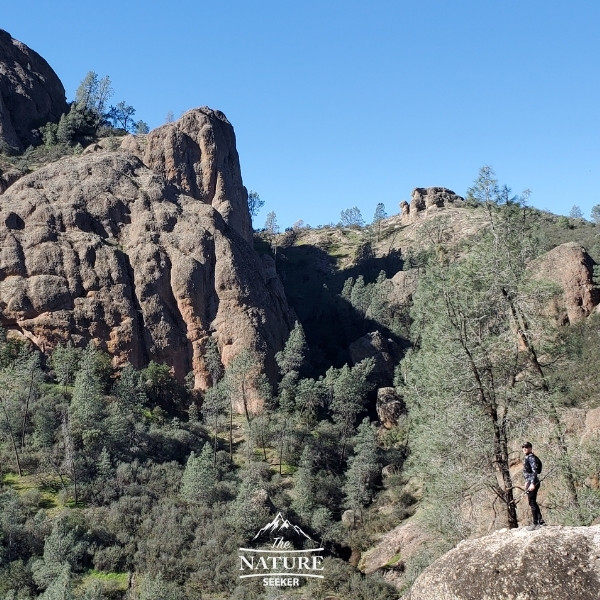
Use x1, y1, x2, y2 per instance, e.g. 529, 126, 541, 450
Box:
181, 444, 216, 504
343, 418, 379, 519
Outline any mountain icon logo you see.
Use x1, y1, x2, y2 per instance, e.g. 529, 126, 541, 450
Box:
252, 512, 314, 542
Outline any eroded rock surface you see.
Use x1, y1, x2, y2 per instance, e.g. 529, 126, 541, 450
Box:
0, 148, 293, 401
531, 242, 600, 324
0, 29, 67, 151
400, 187, 464, 224
406, 525, 600, 600
121, 107, 252, 244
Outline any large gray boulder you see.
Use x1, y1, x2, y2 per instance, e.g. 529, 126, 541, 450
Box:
406, 525, 600, 600
0, 29, 67, 151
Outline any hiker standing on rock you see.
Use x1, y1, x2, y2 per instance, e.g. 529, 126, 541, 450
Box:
522, 442, 546, 530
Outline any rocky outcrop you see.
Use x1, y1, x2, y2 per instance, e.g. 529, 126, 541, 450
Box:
362, 521, 433, 589
0, 30, 67, 151
406, 525, 600, 600
0, 147, 294, 401
400, 187, 464, 225
348, 331, 400, 386
121, 107, 252, 244
531, 242, 600, 324
376, 387, 406, 429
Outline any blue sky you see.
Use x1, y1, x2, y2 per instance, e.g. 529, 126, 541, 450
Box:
3, 1, 599, 228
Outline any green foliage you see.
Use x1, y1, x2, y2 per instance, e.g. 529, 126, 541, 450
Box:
343, 419, 380, 513
275, 321, 307, 375
247, 190, 264, 221
74, 72, 113, 118
180, 444, 216, 504
50, 343, 81, 389
590, 204, 600, 224
340, 206, 365, 228
569, 204, 584, 219
134, 120, 150, 134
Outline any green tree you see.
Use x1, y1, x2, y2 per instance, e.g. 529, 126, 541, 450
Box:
264, 211, 279, 235
569, 204, 583, 219
134, 120, 150, 134
69, 344, 104, 444
247, 190, 264, 222
590, 204, 600, 224
343, 418, 380, 520
292, 444, 317, 519
372, 202, 387, 240
75, 72, 113, 118
106, 101, 136, 132
340, 206, 364, 228
202, 379, 228, 460
180, 444, 216, 504
400, 190, 582, 536
326, 358, 375, 464
32, 517, 87, 590
50, 343, 81, 391
38, 564, 73, 600
275, 322, 307, 375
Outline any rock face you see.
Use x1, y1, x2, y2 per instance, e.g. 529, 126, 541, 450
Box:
376, 387, 406, 429
531, 242, 600, 324
121, 107, 252, 244
406, 525, 600, 600
0, 143, 294, 402
348, 331, 400, 386
400, 187, 464, 224
0, 30, 67, 151
362, 521, 432, 589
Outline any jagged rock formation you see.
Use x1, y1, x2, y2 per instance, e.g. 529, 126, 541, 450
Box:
531, 242, 600, 324
0, 29, 67, 151
121, 107, 252, 244
348, 330, 400, 386
376, 387, 405, 429
400, 187, 464, 224
405, 525, 600, 600
0, 145, 293, 397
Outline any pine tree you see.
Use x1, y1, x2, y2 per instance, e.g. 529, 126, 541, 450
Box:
51, 343, 81, 391
326, 358, 375, 463
292, 444, 317, 519
180, 444, 216, 504
343, 418, 379, 518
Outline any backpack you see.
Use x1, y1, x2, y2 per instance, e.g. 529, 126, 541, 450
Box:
533, 454, 542, 474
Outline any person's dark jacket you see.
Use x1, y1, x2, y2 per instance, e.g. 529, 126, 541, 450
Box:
523, 454, 540, 486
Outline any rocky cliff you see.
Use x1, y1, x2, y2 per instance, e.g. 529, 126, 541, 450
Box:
0, 29, 67, 151
121, 107, 252, 244
405, 525, 600, 600
0, 119, 294, 396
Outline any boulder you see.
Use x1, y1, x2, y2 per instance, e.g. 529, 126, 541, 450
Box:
376, 387, 406, 429
362, 521, 433, 589
405, 525, 600, 600
0, 147, 294, 409
348, 331, 400, 385
400, 187, 464, 224
122, 107, 252, 244
531, 242, 600, 324
0, 30, 67, 151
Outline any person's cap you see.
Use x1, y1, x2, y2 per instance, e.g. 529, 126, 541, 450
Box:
521, 442, 533, 448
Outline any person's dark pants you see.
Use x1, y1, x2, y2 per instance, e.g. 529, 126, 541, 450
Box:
527, 483, 544, 524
